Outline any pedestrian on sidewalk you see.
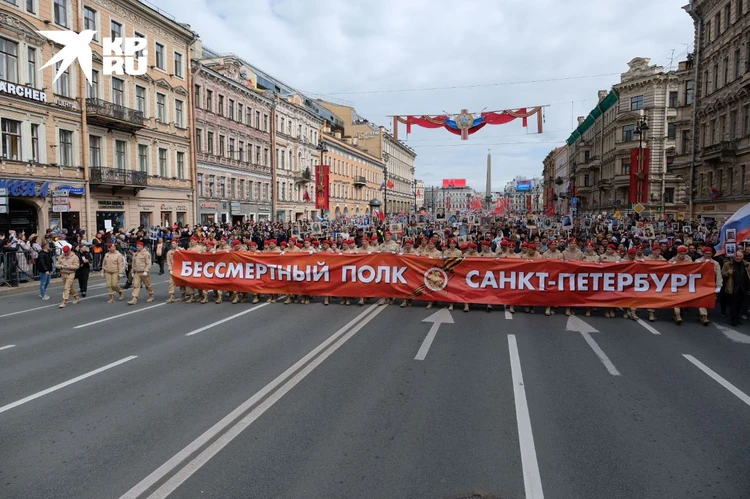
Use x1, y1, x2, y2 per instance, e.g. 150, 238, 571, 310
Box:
36, 241, 53, 300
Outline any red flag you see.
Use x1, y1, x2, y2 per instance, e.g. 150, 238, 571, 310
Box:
387, 179, 395, 189
303, 190, 311, 202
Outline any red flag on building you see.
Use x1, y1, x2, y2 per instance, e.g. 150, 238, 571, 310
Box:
315, 164, 330, 210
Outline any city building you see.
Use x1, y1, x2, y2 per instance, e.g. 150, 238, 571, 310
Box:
317, 101, 416, 215
566, 58, 685, 216
82, 0, 197, 232
682, 1, 750, 217
424, 179, 475, 215
503, 176, 540, 214
415, 179, 425, 211
192, 55, 274, 224
321, 131, 384, 218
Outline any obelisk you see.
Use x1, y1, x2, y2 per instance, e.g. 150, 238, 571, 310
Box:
485, 149, 492, 210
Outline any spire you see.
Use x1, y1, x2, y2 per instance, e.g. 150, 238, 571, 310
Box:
485, 149, 492, 208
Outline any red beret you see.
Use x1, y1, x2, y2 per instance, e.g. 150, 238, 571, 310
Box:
232, 240, 240, 246
627, 248, 637, 255
652, 244, 660, 251
62, 246, 70, 253
405, 238, 413, 244
500, 240, 509, 247
190, 236, 198, 241
304, 238, 311, 242
385, 231, 392, 235
221, 237, 227, 241
521, 242, 528, 248
459, 243, 469, 250
312, 240, 320, 246
449, 239, 457, 244
280, 241, 288, 247
703, 246, 713, 253
322, 240, 330, 245
482, 240, 491, 246
397, 231, 403, 236
371, 236, 378, 242
136, 241, 144, 246
290, 237, 297, 242
468, 242, 477, 249
677, 245, 688, 253
607, 244, 616, 249
206, 241, 215, 246
569, 238, 577, 243
249, 241, 258, 247
296, 243, 303, 248
529, 243, 537, 250
268, 239, 276, 244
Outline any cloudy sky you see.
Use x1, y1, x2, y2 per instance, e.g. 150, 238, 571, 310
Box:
157, 0, 694, 192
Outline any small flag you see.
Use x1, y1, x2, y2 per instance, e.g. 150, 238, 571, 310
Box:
303, 190, 311, 202
379, 181, 385, 191
387, 179, 395, 189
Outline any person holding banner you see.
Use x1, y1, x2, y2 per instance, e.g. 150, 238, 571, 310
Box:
165, 239, 184, 304
264, 239, 282, 303
722, 249, 750, 327
420, 239, 443, 310
599, 245, 620, 318
669, 246, 693, 324
644, 244, 666, 322
695, 246, 721, 326
399, 238, 417, 309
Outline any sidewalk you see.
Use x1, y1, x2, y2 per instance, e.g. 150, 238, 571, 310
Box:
0, 273, 105, 298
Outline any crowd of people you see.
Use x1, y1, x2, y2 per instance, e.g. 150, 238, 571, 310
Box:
2, 213, 749, 326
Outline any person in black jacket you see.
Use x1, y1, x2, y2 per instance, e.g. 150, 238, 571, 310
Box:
36, 241, 54, 300
75, 244, 91, 297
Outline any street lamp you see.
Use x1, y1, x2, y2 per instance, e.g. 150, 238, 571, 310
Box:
569, 161, 578, 216
633, 118, 649, 208
382, 152, 390, 219
413, 178, 418, 214
316, 141, 328, 217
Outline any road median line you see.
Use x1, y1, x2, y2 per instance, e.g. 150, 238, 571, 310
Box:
119, 303, 386, 499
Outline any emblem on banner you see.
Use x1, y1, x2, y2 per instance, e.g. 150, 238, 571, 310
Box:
423, 267, 449, 292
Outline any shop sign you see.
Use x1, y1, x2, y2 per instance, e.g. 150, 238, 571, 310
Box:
0, 179, 49, 197
56, 185, 85, 195
99, 200, 125, 208
701, 205, 716, 211
0, 79, 48, 103
55, 99, 78, 110
200, 202, 217, 209
230, 201, 241, 212
258, 206, 270, 212
176, 205, 188, 211
160, 203, 174, 211
137, 203, 155, 209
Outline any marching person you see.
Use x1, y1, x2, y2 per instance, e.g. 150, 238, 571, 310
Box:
599, 244, 620, 318
381, 231, 400, 253
184, 236, 200, 303
623, 247, 646, 320
722, 248, 750, 327
695, 246, 722, 326
127, 241, 154, 305
644, 244, 666, 322
102, 242, 125, 303
419, 238, 443, 310
669, 245, 693, 324
56, 246, 80, 308
75, 244, 91, 297
400, 238, 417, 308
264, 239, 281, 303
165, 239, 184, 304
543, 240, 564, 316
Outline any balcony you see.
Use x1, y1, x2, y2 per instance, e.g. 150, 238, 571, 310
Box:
294, 168, 312, 183
702, 140, 737, 162
90, 167, 148, 194
86, 99, 145, 132
353, 176, 367, 188
613, 174, 630, 187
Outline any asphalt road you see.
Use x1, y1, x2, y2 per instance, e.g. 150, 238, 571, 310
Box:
1, 273, 749, 499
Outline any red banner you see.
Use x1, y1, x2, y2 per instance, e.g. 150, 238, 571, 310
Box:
443, 178, 467, 188
172, 252, 715, 309
526, 194, 532, 213
315, 164, 330, 210
545, 187, 555, 216
630, 148, 650, 204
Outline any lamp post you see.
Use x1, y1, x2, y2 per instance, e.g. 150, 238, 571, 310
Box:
569, 161, 578, 216
633, 118, 649, 209
413, 178, 418, 213
382, 152, 390, 219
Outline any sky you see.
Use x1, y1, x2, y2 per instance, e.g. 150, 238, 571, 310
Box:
155, 0, 695, 192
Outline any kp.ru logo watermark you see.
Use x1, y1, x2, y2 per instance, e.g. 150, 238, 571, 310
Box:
37, 30, 148, 84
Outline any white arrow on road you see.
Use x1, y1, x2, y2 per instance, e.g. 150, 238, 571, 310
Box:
714, 323, 750, 344
415, 308, 454, 361
566, 315, 621, 376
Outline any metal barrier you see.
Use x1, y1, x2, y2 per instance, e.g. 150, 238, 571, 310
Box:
0, 250, 40, 287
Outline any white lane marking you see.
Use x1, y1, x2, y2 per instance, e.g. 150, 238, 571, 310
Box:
415, 323, 440, 361
505, 306, 513, 320
74, 303, 166, 329
0, 280, 169, 319
145, 304, 388, 499
636, 319, 661, 335
120, 303, 381, 499
580, 332, 621, 376
507, 334, 545, 499
0, 355, 137, 415
684, 354, 750, 408
185, 303, 270, 336
0, 344, 15, 351
714, 324, 750, 344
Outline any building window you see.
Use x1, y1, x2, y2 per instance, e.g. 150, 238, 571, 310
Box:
173, 52, 183, 78
264, 148, 268, 165
682, 130, 691, 153
731, 109, 738, 138
133, 31, 145, 58
621, 160, 631, 176
230, 178, 236, 199
156, 93, 166, 122
668, 123, 677, 140
55, 61, 70, 96
584, 174, 590, 187
630, 95, 644, 110
138, 144, 148, 172
668, 91, 678, 108
240, 179, 245, 199
84, 7, 97, 39
740, 0, 744, 17
729, 167, 734, 194
256, 145, 261, 164
735, 49, 742, 79
110, 20, 121, 41
194, 85, 201, 108
27, 47, 36, 88
158, 148, 167, 176
263, 114, 268, 131
208, 175, 215, 197
89, 135, 101, 167
115, 139, 126, 170
622, 124, 635, 142
0, 37, 18, 83
177, 151, 185, 178
218, 95, 224, 116
87, 69, 98, 99
720, 115, 726, 140
726, 3, 732, 26
30, 123, 39, 162
1, 119, 21, 161
53, 0, 67, 27
664, 188, 674, 204
703, 69, 709, 96
716, 13, 721, 36
724, 56, 730, 85
175, 99, 183, 127
237, 103, 243, 123
256, 111, 261, 128
219, 135, 225, 156
713, 64, 719, 91
196, 128, 202, 152
229, 138, 235, 159
238, 141, 244, 161
155, 42, 165, 70
112, 77, 124, 105
26, 0, 34, 14
206, 89, 212, 112
219, 177, 225, 198
710, 119, 717, 143
135, 85, 145, 113
685, 80, 693, 106
197, 173, 203, 197
745, 105, 750, 135
228, 99, 234, 120
247, 108, 253, 126
248, 180, 253, 200
207, 131, 214, 154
